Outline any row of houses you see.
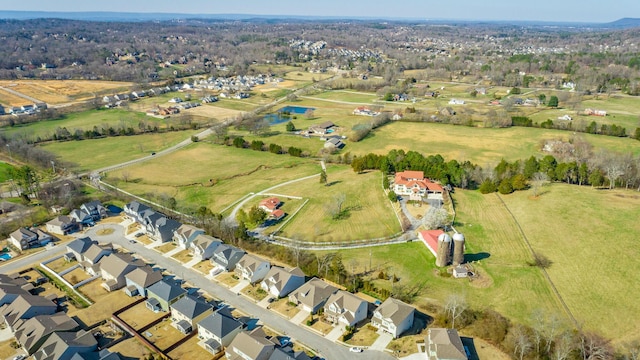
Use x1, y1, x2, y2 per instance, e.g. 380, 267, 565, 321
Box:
0, 273, 124, 360
0, 102, 48, 116
44, 201, 109, 238
102, 86, 180, 107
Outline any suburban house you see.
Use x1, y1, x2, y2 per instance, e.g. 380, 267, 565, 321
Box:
197, 307, 245, 355
79, 243, 114, 275
80, 201, 108, 221
309, 121, 335, 135
146, 279, 187, 312
124, 266, 163, 297
323, 290, 368, 327
69, 209, 93, 225
353, 106, 380, 116
371, 297, 415, 338
170, 295, 215, 334
32, 330, 98, 360
190, 234, 223, 260
260, 266, 305, 298
235, 254, 271, 284
426, 328, 468, 360
448, 99, 465, 105
0, 282, 31, 306
392, 170, 444, 201
1, 294, 58, 328
45, 215, 79, 235
65, 237, 96, 262
225, 327, 277, 360
9, 227, 53, 250
14, 312, 80, 355
259, 197, 281, 213
268, 348, 314, 360
173, 224, 205, 249
149, 216, 182, 243
269, 209, 286, 222
288, 278, 338, 314
418, 230, 445, 257
211, 244, 246, 272
124, 201, 151, 223
100, 253, 145, 291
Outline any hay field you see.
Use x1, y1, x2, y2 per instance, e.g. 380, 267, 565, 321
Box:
42, 130, 199, 172
0, 80, 133, 105
279, 166, 401, 242
110, 143, 320, 212
0, 88, 33, 106
502, 184, 640, 343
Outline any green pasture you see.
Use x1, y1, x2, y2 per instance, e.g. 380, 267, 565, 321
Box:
0, 162, 15, 182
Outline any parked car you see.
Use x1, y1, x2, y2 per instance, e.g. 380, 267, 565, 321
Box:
349, 347, 363, 353
13, 355, 26, 360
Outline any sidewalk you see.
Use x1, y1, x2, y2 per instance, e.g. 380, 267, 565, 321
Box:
290, 309, 310, 325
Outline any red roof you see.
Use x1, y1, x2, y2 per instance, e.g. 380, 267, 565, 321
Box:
395, 171, 444, 193
259, 197, 281, 211
425, 182, 444, 192
419, 230, 444, 256
270, 209, 285, 219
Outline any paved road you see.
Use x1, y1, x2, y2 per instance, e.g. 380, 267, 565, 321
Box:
85, 223, 394, 360
0, 86, 43, 103
0, 245, 67, 274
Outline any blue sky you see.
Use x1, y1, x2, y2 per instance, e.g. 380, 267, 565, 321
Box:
0, 0, 638, 22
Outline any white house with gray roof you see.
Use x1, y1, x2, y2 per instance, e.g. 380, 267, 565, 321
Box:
235, 254, 270, 284
426, 328, 468, 360
371, 297, 415, 338
190, 234, 222, 260
170, 295, 214, 334
124, 266, 163, 297
323, 290, 368, 327
260, 266, 305, 298
173, 224, 205, 249
211, 244, 246, 271
288, 278, 338, 314
197, 307, 244, 355
226, 327, 277, 360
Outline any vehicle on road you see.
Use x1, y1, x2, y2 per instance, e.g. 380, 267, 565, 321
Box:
13, 355, 26, 360
151, 152, 156, 155
349, 347, 363, 353
129, 240, 136, 244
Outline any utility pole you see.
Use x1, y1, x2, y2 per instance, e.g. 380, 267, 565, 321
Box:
51, 160, 56, 174
6, 144, 12, 162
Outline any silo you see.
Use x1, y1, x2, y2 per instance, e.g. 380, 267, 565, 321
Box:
435, 233, 452, 267
453, 232, 465, 265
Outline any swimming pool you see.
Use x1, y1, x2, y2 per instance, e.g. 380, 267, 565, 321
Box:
0, 253, 12, 261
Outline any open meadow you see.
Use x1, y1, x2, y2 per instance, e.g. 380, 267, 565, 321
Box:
0, 80, 134, 105
110, 143, 320, 212
41, 130, 199, 172
501, 184, 640, 343
277, 166, 402, 242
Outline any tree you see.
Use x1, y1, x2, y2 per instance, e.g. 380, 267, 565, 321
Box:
579, 332, 613, 360
498, 178, 514, 194
531, 172, 550, 197
423, 207, 449, 230
247, 205, 267, 225
304, 108, 314, 119
387, 190, 398, 202
479, 179, 497, 194
512, 326, 533, 360
444, 294, 467, 329
548, 95, 559, 107
319, 169, 328, 185
511, 174, 528, 191
552, 331, 576, 360
285, 121, 296, 132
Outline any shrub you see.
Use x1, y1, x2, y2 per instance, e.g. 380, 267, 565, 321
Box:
479, 180, 497, 194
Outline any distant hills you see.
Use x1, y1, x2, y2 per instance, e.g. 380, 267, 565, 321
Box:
0, 11, 639, 29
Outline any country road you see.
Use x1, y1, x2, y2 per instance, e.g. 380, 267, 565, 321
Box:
0, 86, 43, 104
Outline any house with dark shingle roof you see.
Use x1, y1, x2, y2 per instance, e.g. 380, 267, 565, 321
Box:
32, 330, 98, 360
371, 297, 415, 338
170, 295, 214, 334
0, 283, 31, 307
124, 265, 163, 297
14, 312, 80, 355
190, 234, 222, 260
211, 244, 246, 271
124, 201, 150, 223
9, 227, 52, 250
46, 215, 79, 235
260, 266, 305, 298
1, 294, 57, 328
66, 237, 95, 262
268, 347, 314, 360
146, 279, 187, 312
173, 224, 205, 249
150, 216, 181, 243
197, 307, 245, 355
288, 278, 338, 314
235, 254, 270, 284
80, 201, 108, 221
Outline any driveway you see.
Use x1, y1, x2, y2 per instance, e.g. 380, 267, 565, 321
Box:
290, 309, 311, 325
369, 331, 394, 351
325, 324, 344, 342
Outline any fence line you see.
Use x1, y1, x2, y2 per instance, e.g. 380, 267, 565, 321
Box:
39, 261, 94, 306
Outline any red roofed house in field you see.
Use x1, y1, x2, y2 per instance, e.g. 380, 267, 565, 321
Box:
393, 170, 444, 201
419, 230, 444, 257
269, 209, 285, 221
259, 197, 281, 213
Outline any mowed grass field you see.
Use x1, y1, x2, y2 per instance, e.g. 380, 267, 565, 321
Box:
110, 143, 320, 212
0, 80, 134, 105
501, 184, 640, 343
41, 130, 199, 172
279, 166, 401, 242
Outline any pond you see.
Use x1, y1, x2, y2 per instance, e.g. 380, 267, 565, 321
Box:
265, 106, 315, 125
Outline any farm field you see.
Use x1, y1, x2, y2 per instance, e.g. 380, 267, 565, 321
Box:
109, 143, 320, 212
325, 186, 562, 328
0, 88, 33, 106
42, 130, 199, 172
279, 166, 402, 242
0, 80, 134, 105
502, 184, 640, 343
0, 162, 15, 182
311, 90, 379, 103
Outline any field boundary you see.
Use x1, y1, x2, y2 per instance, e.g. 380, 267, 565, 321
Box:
494, 193, 578, 328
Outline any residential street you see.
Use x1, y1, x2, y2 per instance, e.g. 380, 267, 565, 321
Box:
83, 223, 396, 360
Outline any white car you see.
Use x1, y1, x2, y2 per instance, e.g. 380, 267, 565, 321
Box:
13, 355, 26, 360
349, 347, 363, 353
209, 267, 224, 277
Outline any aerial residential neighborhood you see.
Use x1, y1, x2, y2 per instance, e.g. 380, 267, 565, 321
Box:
0, 1, 639, 360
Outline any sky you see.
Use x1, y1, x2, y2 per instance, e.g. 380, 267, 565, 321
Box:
0, 0, 638, 23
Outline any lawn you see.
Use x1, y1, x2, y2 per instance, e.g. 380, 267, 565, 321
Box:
308, 317, 335, 336
0, 162, 16, 182
109, 143, 320, 213
155, 242, 176, 254
166, 334, 213, 360
501, 184, 640, 343
45, 257, 75, 273
270, 298, 301, 319
70, 281, 138, 326
216, 272, 240, 288
118, 302, 167, 331
312, 90, 379, 103
193, 260, 215, 275
41, 130, 199, 172
62, 267, 92, 285
144, 318, 186, 351
241, 283, 269, 301
344, 323, 379, 347
279, 166, 401, 242
108, 337, 157, 360
171, 249, 193, 263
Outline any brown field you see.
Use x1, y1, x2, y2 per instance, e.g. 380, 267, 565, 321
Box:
216, 272, 240, 288
70, 281, 138, 326
192, 260, 215, 275
185, 104, 245, 119
172, 249, 193, 263
308, 318, 334, 336
118, 302, 167, 331
0, 339, 19, 360
0, 88, 33, 106
270, 298, 301, 319
155, 242, 177, 254
144, 318, 186, 351
108, 337, 156, 359
344, 323, 379, 346
0, 80, 134, 105
46, 257, 75, 273
62, 267, 92, 285
166, 334, 214, 360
